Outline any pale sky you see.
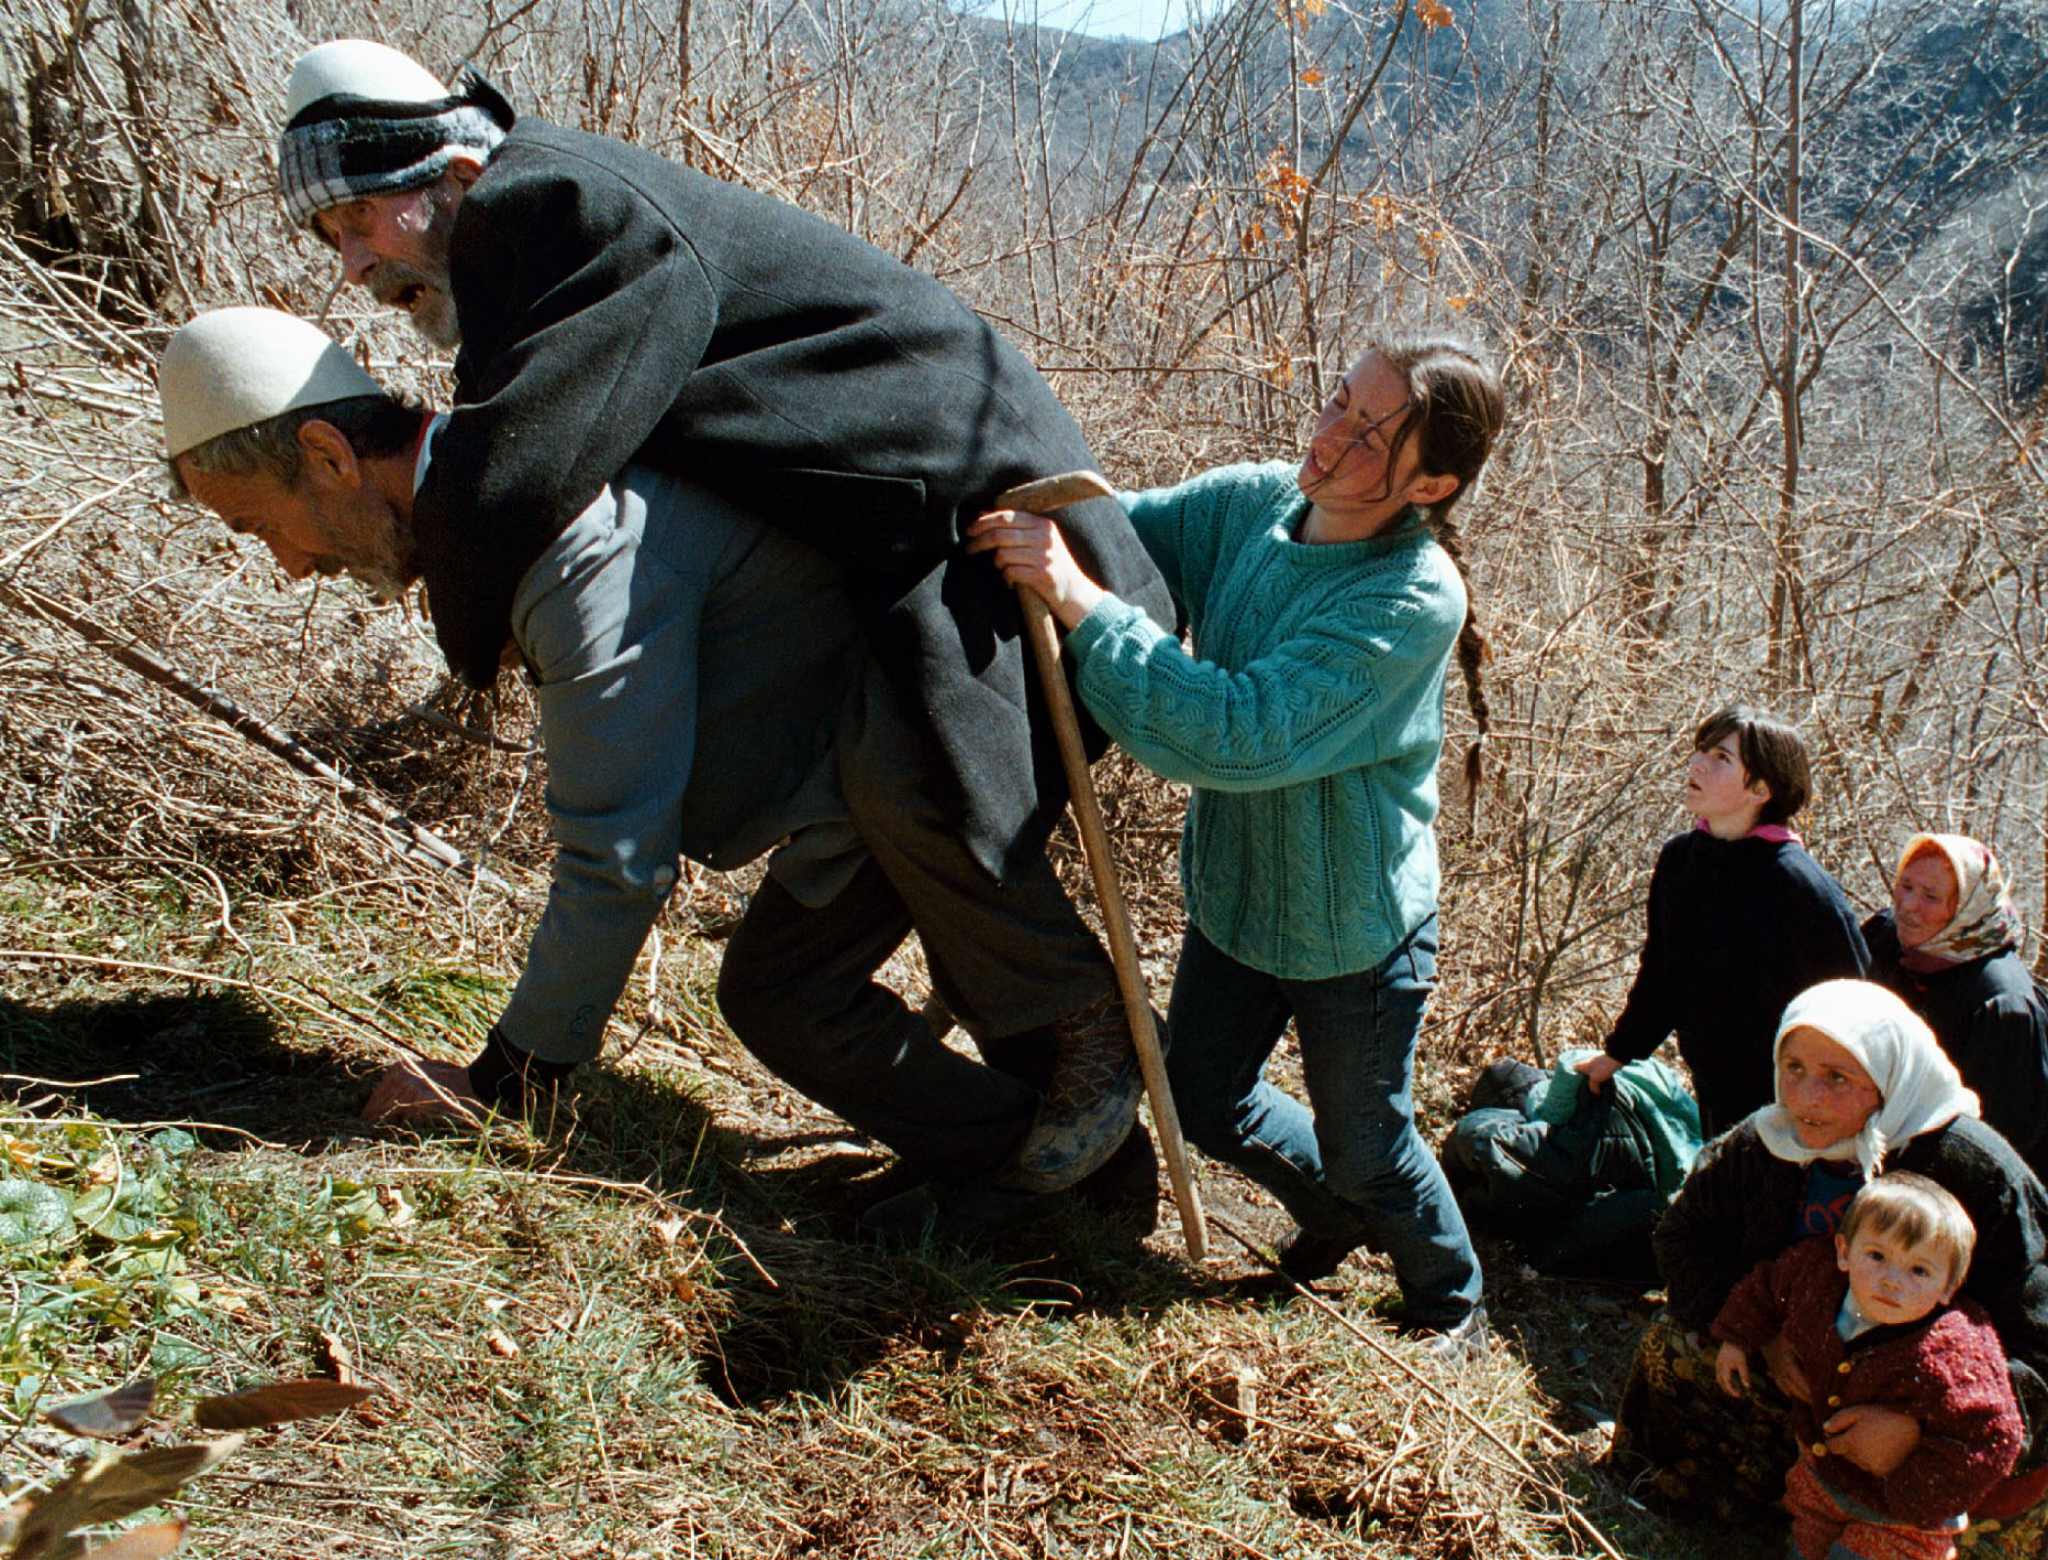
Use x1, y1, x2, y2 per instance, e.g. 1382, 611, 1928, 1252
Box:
1008, 0, 1191, 40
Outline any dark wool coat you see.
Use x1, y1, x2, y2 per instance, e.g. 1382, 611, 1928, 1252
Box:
1601, 830, 1868, 1133
1712, 1235, 2022, 1527
1657, 1115, 2048, 1471
414, 116, 1176, 881
1865, 910, 2048, 1183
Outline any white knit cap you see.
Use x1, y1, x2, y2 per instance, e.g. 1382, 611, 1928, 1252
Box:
286, 39, 449, 119
160, 307, 383, 458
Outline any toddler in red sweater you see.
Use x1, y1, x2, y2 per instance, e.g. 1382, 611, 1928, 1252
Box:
1712, 1171, 2022, 1559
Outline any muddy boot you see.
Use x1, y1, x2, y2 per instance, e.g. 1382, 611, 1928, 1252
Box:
1000, 990, 1143, 1193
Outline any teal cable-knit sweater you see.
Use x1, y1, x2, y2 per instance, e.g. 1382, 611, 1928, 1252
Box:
1066, 461, 1466, 980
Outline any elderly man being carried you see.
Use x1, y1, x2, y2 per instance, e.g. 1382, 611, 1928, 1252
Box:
158, 306, 1160, 1238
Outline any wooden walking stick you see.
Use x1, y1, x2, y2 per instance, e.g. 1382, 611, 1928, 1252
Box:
991, 472, 1209, 1261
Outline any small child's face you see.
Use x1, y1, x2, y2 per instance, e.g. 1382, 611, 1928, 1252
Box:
1835, 1227, 1959, 1325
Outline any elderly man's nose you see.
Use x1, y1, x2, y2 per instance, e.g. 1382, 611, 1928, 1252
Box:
267, 538, 314, 578
338, 230, 377, 285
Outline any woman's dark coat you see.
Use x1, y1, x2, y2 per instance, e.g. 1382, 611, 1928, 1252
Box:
1865, 909, 2048, 1181
414, 115, 1176, 881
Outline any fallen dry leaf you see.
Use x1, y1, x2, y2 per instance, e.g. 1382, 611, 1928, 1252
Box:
485, 1329, 520, 1360
80, 1518, 187, 1558
192, 1380, 372, 1430
46, 1378, 156, 1440
6, 1437, 241, 1554
315, 1330, 357, 1386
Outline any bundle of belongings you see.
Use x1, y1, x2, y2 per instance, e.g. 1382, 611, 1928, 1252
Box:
1441, 1047, 1703, 1280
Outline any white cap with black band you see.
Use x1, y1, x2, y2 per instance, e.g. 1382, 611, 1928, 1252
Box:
277, 39, 512, 234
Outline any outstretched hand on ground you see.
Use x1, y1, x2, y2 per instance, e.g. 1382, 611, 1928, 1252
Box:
364, 1056, 487, 1126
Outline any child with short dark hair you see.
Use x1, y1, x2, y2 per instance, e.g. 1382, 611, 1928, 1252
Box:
1577, 706, 1868, 1136
1712, 1172, 2022, 1559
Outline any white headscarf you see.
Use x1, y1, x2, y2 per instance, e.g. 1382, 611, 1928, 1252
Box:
1753, 978, 1981, 1180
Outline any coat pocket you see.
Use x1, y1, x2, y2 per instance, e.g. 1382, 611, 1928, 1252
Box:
736, 466, 938, 575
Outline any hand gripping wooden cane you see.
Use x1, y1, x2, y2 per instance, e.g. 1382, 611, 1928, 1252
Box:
992, 472, 1209, 1261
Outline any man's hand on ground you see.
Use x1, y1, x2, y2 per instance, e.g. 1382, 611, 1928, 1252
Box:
364, 1057, 487, 1126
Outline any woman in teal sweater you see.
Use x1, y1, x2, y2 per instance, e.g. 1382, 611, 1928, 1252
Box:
969, 334, 1504, 1345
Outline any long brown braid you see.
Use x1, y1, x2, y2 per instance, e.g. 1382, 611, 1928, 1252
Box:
1370, 332, 1506, 809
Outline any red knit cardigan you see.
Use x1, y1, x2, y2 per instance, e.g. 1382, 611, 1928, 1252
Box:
1712, 1235, 2023, 1528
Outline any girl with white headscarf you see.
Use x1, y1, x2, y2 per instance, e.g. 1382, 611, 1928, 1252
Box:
1864, 833, 2048, 1180
1608, 980, 2048, 1558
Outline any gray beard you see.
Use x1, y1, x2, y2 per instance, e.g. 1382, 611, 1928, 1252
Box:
353, 568, 416, 605
408, 290, 462, 350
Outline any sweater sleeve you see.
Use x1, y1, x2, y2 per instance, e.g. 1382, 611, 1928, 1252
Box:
1879, 1311, 2024, 1528
492, 492, 707, 1065
1646, 1121, 1761, 1326
1604, 839, 1682, 1065
1065, 553, 1457, 793
417, 141, 720, 686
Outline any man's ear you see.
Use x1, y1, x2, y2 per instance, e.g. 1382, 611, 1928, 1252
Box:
296, 419, 360, 489
446, 155, 484, 192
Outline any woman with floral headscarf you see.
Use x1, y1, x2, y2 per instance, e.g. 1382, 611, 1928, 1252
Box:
1864, 833, 2048, 1181
1609, 980, 2048, 1557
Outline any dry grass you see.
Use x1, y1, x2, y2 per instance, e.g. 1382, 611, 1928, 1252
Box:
3, 916, 1744, 1560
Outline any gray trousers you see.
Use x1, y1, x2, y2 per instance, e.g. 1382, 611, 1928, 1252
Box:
716, 661, 1117, 1179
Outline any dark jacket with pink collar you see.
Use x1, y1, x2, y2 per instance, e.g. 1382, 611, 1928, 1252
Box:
1713, 1235, 2022, 1528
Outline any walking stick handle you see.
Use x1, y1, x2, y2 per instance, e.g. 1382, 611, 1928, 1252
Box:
992, 472, 1209, 1261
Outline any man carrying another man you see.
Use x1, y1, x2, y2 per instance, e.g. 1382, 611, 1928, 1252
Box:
155, 36, 1179, 1232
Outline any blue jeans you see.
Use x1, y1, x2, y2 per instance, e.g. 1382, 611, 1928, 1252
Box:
1166, 917, 1482, 1325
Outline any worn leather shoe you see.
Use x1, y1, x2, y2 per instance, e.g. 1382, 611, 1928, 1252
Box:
1276, 1227, 1357, 1284
1001, 990, 1145, 1193
1073, 1120, 1161, 1236
1412, 1304, 1490, 1366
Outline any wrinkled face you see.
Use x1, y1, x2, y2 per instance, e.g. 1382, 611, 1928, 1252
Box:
315, 179, 464, 348
1836, 1225, 1957, 1325
1777, 1026, 1884, 1151
177, 457, 415, 603
1686, 733, 1768, 829
1298, 353, 1432, 527
1893, 852, 1960, 951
